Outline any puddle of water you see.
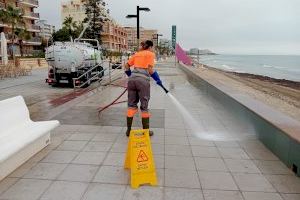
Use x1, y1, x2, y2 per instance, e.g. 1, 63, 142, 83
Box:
167, 93, 240, 141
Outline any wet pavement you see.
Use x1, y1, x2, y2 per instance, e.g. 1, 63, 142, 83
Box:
0, 67, 104, 121
0, 59, 300, 200
0, 67, 74, 119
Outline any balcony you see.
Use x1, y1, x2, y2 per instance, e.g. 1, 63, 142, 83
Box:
27, 24, 40, 32
0, 20, 8, 27
4, 34, 18, 44
18, 0, 39, 7
0, 2, 6, 10
23, 37, 42, 45
3, 33, 41, 45
22, 12, 40, 20
4, 33, 11, 40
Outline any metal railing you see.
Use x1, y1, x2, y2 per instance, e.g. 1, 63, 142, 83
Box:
23, 12, 40, 19
109, 63, 124, 84
73, 63, 107, 89
97, 59, 126, 87
70, 56, 127, 90
72, 59, 124, 89
24, 37, 42, 44
27, 24, 40, 31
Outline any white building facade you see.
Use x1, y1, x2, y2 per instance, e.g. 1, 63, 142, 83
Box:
36, 20, 55, 40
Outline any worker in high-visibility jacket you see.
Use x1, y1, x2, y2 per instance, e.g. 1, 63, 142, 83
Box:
124, 40, 163, 137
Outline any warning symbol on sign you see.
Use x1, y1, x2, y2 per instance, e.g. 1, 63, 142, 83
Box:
137, 150, 148, 162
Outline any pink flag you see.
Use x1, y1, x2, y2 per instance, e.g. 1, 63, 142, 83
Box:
175, 44, 192, 66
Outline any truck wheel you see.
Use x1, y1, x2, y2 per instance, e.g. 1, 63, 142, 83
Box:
82, 73, 91, 88
52, 77, 59, 87
98, 66, 104, 78
68, 77, 74, 88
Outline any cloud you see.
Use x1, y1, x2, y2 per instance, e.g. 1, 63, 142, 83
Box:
38, 0, 300, 54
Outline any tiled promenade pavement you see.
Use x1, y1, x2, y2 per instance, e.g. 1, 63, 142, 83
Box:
0, 59, 300, 200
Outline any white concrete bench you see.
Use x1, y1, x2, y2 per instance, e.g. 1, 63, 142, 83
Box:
0, 96, 60, 181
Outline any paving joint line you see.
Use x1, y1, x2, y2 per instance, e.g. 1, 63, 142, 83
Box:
79, 126, 125, 200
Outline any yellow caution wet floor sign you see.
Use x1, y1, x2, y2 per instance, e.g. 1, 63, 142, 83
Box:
124, 129, 157, 189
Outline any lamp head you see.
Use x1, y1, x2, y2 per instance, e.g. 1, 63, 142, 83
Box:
139, 7, 150, 12
126, 14, 137, 18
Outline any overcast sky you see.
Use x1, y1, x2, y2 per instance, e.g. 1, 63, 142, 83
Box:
38, 0, 300, 55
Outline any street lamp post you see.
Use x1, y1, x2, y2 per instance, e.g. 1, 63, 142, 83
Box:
153, 33, 163, 56
126, 6, 150, 49
153, 33, 163, 49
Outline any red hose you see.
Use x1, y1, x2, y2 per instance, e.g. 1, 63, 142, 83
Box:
97, 80, 128, 117
110, 83, 127, 89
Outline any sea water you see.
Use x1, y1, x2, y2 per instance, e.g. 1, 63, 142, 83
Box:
197, 55, 300, 82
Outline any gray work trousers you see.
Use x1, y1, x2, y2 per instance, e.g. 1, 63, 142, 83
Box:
127, 76, 150, 112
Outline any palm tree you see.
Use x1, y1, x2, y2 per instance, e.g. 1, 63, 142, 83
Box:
74, 21, 84, 38
14, 28, 31, 57
63, 16, 78, 40
0, 5, 24, 59
83, 0, 107, 42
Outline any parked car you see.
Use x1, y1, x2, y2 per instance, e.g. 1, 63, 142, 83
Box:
112, 62, 122, 69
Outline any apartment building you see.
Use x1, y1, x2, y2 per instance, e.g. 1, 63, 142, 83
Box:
61, 0, 86, 23
61, 0, 128, 52
61, 0, 110, 24
101, 21, 128, 52
0, 0, 41, 55
36, 20, 55, 41
124, 27, 158, 51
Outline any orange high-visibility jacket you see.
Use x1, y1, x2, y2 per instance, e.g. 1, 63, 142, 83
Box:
127, 50, 155, 69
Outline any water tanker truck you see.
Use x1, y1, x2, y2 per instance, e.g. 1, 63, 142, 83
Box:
45, 39, 105, 87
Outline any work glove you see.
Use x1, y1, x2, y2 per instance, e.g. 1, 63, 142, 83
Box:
125, 69, 132, 77
151, 71, 162, 86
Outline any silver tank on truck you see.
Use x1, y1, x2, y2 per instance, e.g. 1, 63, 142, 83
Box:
45, 17, 108, 87
45, 39, 104, 87
45, 41, 102, 73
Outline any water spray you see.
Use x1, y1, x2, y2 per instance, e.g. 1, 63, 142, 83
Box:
167, 89, 234, 141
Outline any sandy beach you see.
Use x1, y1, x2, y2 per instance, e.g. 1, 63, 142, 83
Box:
194, 63, 300, 122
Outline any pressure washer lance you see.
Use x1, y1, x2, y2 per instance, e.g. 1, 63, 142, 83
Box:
158, 83, 169, 94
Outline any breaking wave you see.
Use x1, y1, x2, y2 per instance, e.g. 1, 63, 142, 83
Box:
222, 64, 235, 71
